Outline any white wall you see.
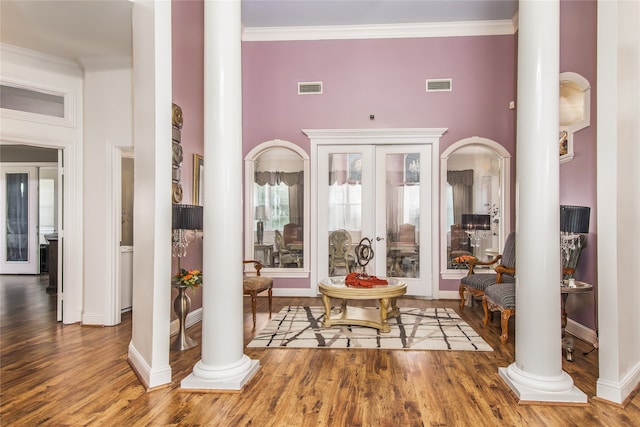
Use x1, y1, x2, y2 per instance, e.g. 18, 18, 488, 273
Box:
79, 57, 133, 326
596, 0, 640, 404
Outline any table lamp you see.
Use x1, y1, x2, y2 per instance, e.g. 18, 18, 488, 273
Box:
255, 205, 267, 245
560, 205, 590, 279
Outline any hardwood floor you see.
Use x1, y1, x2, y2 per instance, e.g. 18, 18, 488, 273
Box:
1, 275, 639, 426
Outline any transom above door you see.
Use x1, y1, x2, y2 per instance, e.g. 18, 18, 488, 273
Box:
306, 128, 447, 298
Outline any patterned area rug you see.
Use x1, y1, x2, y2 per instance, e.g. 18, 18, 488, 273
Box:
247, 306, 493, 351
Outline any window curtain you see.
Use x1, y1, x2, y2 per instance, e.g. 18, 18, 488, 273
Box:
254, 171, 304, 230
447, 170, 473, 225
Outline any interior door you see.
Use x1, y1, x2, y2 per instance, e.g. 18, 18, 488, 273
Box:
0, 166, 39, 274
317, 144, 432, 297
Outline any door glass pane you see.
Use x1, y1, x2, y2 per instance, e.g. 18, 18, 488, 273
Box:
386, 153, 420, 278
327, 153, 361, 275
5, 173, 29, 262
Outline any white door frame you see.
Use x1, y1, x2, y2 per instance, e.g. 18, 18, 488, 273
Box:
305, 128, 447, 298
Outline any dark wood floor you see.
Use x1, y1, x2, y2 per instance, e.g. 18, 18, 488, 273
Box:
1, 274, 638, 426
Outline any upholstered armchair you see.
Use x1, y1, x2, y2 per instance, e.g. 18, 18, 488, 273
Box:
328, 229, 353, 276
243, 260, 273, 329
459, 231, 516, 310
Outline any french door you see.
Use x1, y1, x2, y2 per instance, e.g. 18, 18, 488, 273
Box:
0, 166, 39, 274
316, 144, 433, 296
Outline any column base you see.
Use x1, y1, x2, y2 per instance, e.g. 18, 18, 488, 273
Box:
181, 356, 260, 391
499, 365, 587, 404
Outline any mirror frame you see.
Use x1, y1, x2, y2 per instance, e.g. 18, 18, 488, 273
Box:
440, 136, 511, 279
244, 139, 310, 278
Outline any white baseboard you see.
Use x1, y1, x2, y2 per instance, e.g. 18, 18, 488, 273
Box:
437, 290, 461, 300
127, 341, 172, 389
81, 312, 105, 325
565, 318, 598, 347
597, 361, 640, 405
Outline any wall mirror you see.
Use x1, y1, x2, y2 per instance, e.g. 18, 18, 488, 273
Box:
244, 140, 310, 277
440, 137, 511, 279
559, 72, 591, 164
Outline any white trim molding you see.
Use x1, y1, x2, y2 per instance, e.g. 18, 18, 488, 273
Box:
243, 20, 516, 42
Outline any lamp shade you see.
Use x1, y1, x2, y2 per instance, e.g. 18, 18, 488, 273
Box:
461, 214, 490, 230
461, 214, 475, 231
255, 205, 267, 221
172, 204, 203, 230
475, 214, 491, 231
560, 205, 590, 234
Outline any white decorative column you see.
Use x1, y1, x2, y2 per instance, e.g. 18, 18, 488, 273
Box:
181, 0, 260, 391
498, 0, 586, 403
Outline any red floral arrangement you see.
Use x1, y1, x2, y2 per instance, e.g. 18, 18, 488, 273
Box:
344, 272, 388, 288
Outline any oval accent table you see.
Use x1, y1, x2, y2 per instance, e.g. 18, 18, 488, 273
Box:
318, 276, 407, 333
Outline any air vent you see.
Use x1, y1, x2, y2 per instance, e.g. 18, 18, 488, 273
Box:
426, 79, 452, 92
298, 81, 323, 95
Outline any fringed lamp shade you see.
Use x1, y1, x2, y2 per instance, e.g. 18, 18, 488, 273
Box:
172, 204, 203, 231
475, 214, 491, 231
461, 214, 474, 231
461, 214, 491, 231
560, 205, 590, 234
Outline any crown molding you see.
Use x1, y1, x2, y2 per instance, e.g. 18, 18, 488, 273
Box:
242, 19, 515, 42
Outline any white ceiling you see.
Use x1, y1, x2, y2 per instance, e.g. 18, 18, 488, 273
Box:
0, 0, 517, 60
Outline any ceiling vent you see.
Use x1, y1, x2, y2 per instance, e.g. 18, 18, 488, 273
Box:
426, 79, 452, 92
298, 81, 323, 95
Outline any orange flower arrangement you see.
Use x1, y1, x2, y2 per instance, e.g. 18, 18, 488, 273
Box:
174, 268, 202, 290
452, 255, 477, 264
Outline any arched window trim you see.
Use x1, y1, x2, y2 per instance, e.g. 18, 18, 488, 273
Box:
244, 139, 310, 278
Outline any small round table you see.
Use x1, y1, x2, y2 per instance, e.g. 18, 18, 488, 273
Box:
560, 280, 593, 361
318, 277, 407, 333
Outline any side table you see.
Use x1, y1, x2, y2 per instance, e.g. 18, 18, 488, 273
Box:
560, 280, 594, 361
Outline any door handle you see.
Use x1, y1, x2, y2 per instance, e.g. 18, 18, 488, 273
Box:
376, 236, 384, 241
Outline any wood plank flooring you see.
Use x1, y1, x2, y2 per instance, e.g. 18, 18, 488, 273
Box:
1, 274, 639, 426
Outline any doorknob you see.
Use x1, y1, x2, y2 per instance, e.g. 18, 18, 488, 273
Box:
376, 236, 384, 241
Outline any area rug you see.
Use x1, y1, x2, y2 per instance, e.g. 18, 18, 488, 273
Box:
247, 306, 492, 351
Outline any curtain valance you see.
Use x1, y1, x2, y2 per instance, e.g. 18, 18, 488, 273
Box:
255, 171, 303, 186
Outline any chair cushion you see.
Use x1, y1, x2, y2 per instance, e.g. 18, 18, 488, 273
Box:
485, 283, 516, 309
460, 273, 514, 291
243, 276, 273, 292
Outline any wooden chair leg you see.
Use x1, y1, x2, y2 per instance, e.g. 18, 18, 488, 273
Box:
459, 285, 466, 311
500, 309, 512, 344
250, 291, 257, 329
482, 297, 490, 325
268, 288, 273, 319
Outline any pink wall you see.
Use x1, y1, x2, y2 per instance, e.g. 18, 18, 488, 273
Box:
559, 0, 597, 328
172, 0, 204, 313
243, 35, 517, 291
243, 36, 516, 154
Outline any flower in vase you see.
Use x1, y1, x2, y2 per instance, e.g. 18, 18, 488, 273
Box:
174, 268, 202, 290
